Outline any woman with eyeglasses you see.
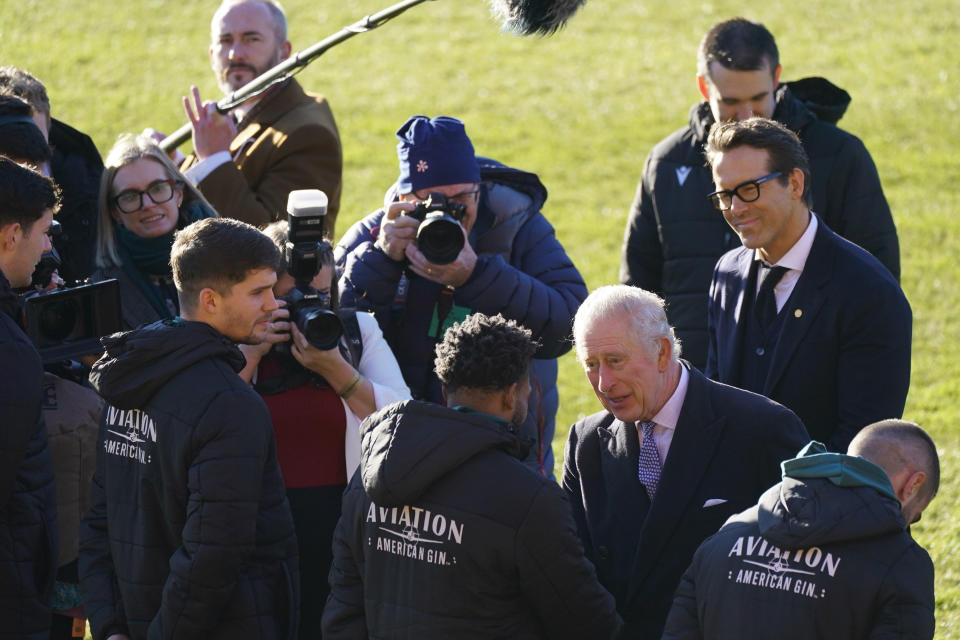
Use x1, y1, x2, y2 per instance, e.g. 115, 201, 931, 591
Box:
93, 134, 216, 329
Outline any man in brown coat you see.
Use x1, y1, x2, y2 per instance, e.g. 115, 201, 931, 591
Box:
178, 0, 342, 233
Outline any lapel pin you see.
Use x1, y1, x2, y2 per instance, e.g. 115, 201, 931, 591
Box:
794, 309, 803, 318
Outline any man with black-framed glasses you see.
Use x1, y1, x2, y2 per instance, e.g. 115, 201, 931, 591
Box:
336, 115, 587, 477
704, 117, 911, 452
619, 18, 899, 373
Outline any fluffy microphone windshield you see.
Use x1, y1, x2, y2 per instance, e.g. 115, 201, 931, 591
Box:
488, 0, 586, 36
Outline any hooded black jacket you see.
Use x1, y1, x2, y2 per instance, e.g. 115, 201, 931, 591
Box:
620, 78, 900, 370
662, 447, 935, 639
0, 272, 58, 639
79, 319, 299, 640
322, 400, 621, 639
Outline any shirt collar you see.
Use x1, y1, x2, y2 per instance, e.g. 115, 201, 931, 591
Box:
754, 212, 818, 271
650, 362, 689, 430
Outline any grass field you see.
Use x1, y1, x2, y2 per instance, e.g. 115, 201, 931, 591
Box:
2, 0, 958, 636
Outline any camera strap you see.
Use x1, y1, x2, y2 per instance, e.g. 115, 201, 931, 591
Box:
337, 309, 364, 369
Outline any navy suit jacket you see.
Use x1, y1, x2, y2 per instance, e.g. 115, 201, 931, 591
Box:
562, 365, 808, 640
705, 216, 911, 451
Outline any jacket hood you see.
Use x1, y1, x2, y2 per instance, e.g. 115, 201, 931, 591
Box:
754, 442, 906, 549
89, 318, 245, 409
359, 400, 531, 507
690, 76, 851, 142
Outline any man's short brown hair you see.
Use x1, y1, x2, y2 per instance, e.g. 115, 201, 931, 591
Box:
171, 217, 280, 313
706, 117, 812, 208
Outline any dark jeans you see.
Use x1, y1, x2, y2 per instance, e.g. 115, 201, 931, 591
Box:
287, 484, 347, 640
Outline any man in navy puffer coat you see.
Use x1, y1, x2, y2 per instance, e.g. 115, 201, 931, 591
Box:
336, 115, 587, 477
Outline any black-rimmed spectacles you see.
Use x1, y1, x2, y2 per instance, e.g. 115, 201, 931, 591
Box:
113, 179, 182, 214
707, 171, 782, 211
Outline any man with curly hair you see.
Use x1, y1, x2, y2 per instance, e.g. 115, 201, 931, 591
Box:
323, 313, 621, 639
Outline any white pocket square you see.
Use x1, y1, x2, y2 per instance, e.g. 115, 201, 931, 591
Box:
702, 498, 728, 508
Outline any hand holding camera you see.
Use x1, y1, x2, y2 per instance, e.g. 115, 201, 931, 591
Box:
377, 201, 420, 262
405, 237, 476, 288
380, 192, 477, 285
289, 321, 348, 378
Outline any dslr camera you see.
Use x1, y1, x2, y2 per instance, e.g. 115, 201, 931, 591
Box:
405, 192, 468, 265
283, 189, 341, 351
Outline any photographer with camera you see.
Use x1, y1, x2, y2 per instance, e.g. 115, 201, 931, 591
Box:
0, 157, 59, 639
92, 134, 216, 330
237, 192, 409, 637
337, 115, 587, 477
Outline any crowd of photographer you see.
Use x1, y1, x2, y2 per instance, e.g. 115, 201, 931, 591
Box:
238, 216, 410, 623
0, 1, 941, 639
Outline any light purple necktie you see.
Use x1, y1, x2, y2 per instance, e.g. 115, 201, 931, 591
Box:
638, 420, 662, 499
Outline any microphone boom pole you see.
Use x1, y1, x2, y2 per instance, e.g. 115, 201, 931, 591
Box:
160, 0, 436, 152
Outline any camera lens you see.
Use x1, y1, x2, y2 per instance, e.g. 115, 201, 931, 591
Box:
297, 307, 343, 351
417, 217, 464, 265
38, 298, 80, 344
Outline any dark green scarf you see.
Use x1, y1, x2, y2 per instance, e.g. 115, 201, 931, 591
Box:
116, 201, 215, 318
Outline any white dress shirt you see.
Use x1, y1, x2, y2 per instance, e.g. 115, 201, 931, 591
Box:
754, 213, 818, 312
639, 362, 690, 465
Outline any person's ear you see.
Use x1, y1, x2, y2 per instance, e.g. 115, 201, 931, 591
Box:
899, 470, 926, 504
0, 222, 22, 251
656, 336, 672, 371
279, 40, 292, 61
789, 167, 805, 201
198, 287, 221, 316
501, 381, 519, 414
773, 64, 782, 89
697, 75, 711, 101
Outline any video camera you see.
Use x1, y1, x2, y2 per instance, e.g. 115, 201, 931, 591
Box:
21, 278, 122, 364
19, 223, 122, 363
284, 189, 341, 350
405, 192, 467, 265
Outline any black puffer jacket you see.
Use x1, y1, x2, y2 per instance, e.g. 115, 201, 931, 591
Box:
0, 272, 58, 640
322, 400, 621, 639
620, 78, 900, 370
663, 447, 935, 639
79, 319, 299, 640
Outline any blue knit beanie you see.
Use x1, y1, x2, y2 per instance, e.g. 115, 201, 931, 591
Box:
396, 115, 481, 194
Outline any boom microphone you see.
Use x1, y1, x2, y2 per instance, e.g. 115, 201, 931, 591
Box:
488, 0, 586, 35
160, 0, 585, 152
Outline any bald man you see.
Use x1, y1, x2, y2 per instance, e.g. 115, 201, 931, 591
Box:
663, 420, 938, 640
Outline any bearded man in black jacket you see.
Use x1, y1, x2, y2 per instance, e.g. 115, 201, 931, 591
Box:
619, 18, 899, 370
323, 313, 621, 640
80, 217, 299, 640
0, 158, 59, 640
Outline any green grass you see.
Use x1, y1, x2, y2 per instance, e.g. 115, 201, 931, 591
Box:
2, 0, 958, 635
